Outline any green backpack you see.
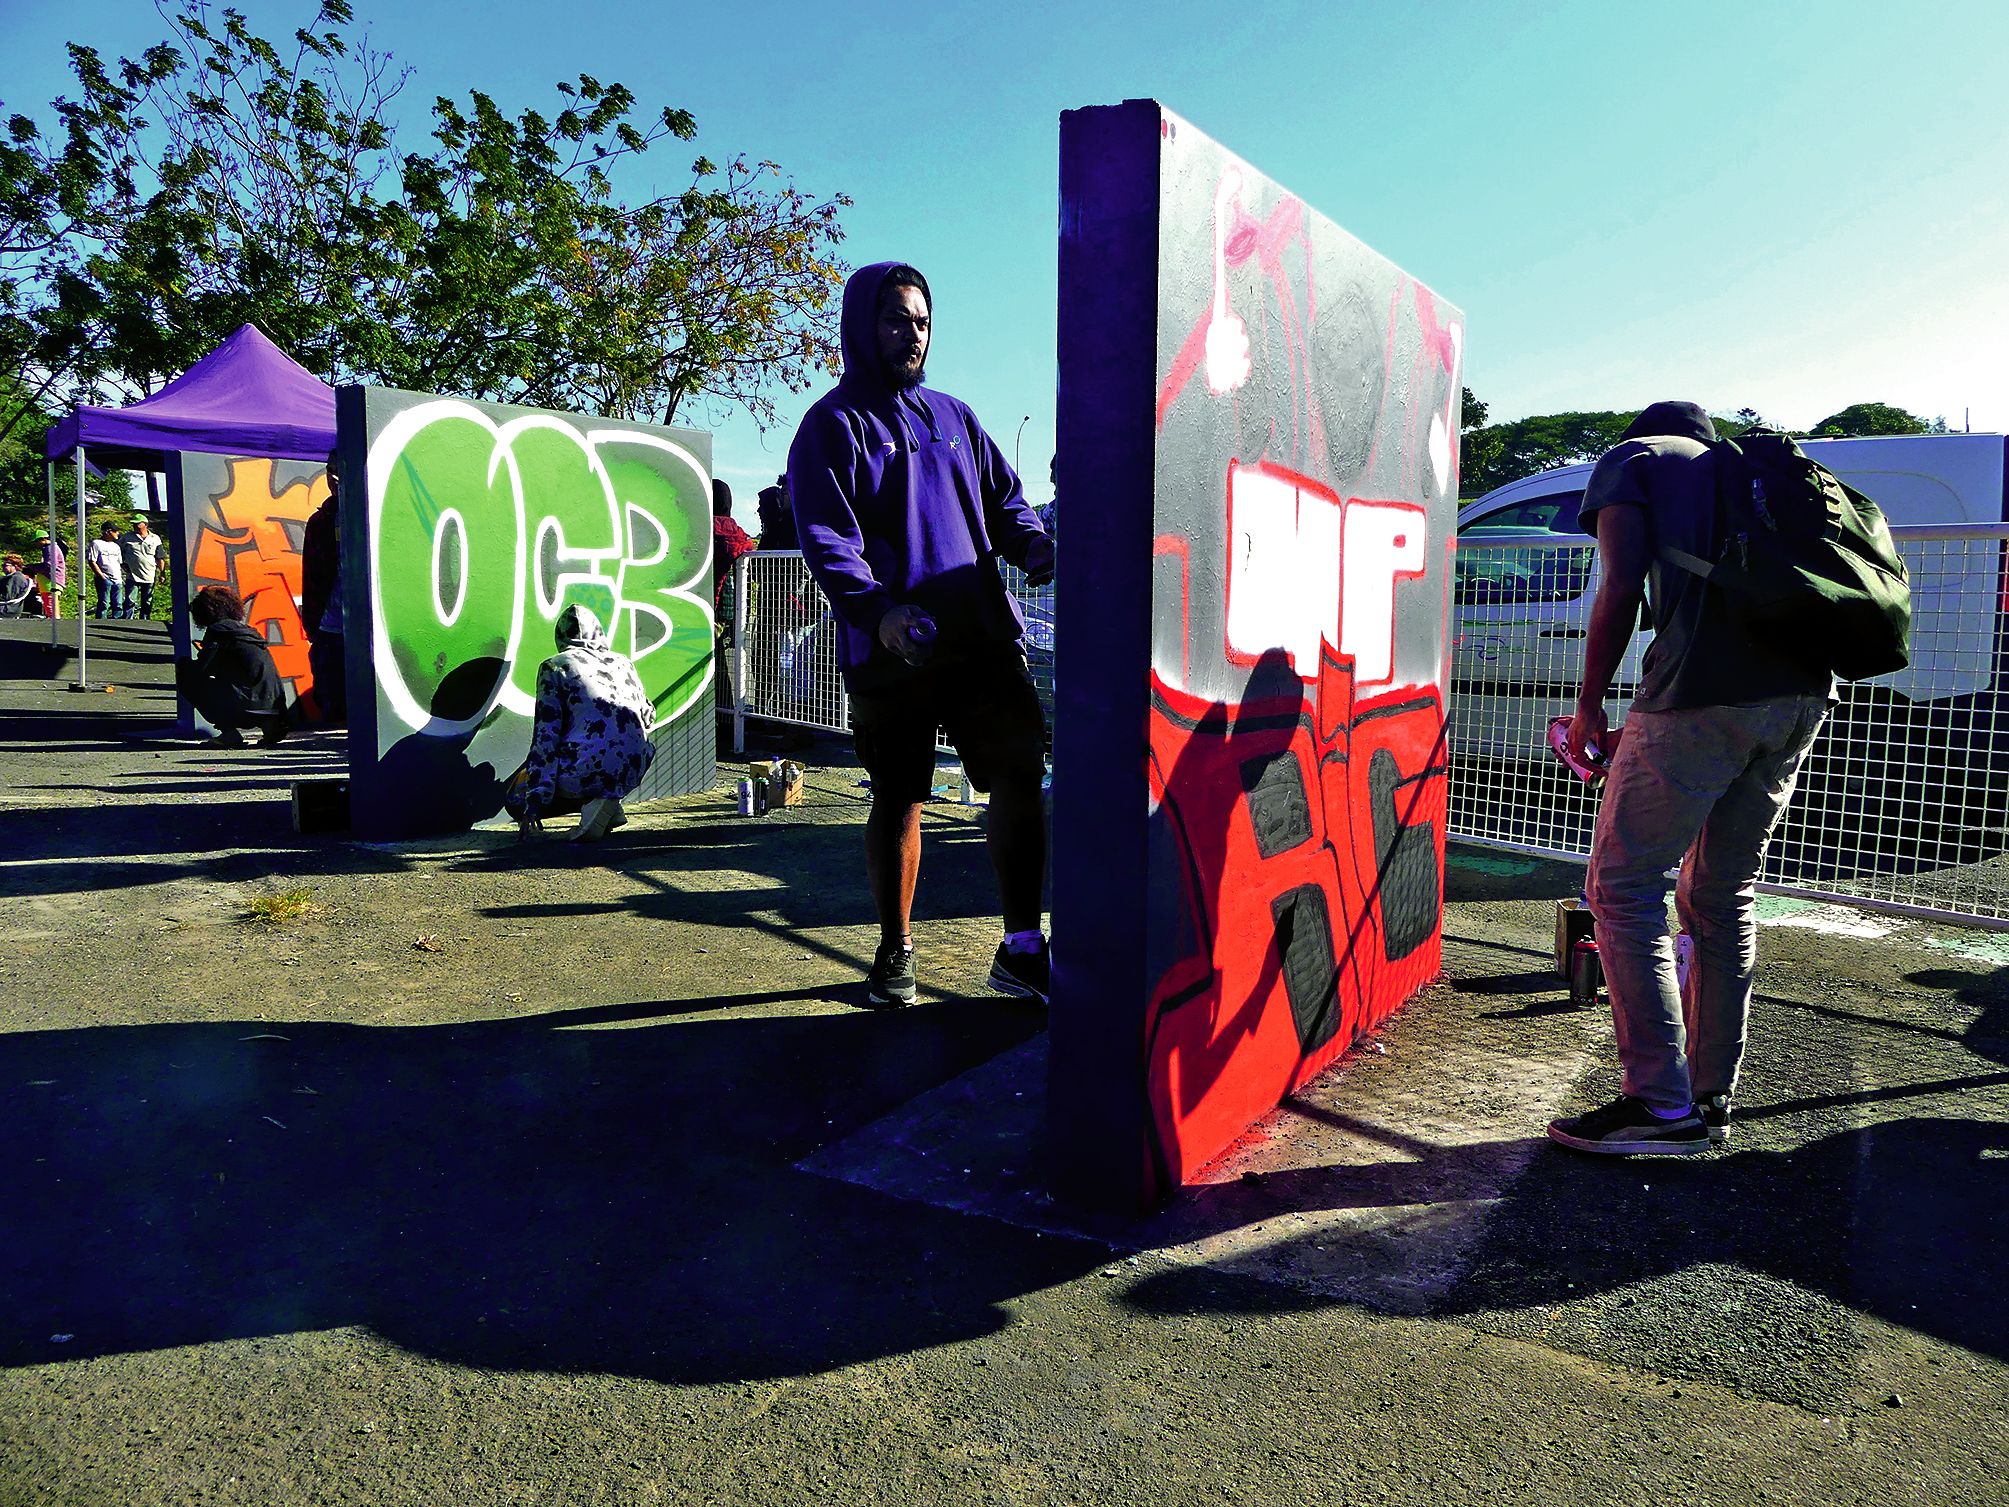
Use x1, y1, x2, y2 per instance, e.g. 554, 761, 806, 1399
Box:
1658, 429, 1912, 682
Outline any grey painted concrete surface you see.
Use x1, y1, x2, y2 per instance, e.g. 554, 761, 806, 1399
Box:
2, 619, 2005, 1506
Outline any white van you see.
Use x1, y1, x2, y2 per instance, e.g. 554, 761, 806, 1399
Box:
1450, 433, 2009, 761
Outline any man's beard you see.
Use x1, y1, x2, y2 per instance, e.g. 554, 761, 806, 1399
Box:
884, 353, 926, 389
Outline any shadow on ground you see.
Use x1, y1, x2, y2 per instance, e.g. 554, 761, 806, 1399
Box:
0, 991, 1084, 1382
443, 803, 1015, 936
0, 793, 370, 899
1118, 965, 2009, 1401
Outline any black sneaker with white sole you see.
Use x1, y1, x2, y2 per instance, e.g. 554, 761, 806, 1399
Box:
987, 940, 1049, 1005
1696, 1092, 1732, 1143
865, 941, 918, 1008
1547, 1095, 1710, 1156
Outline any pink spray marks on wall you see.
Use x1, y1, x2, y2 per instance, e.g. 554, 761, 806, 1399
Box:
1053, 102, 1464, 1204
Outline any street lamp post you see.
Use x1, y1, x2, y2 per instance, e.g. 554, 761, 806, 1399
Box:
1014, 414, 1031, 474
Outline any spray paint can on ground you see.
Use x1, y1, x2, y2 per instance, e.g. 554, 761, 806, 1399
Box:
1569, 937, 1603, 1010
753, 775, 770, 815
735, 778, 755, 817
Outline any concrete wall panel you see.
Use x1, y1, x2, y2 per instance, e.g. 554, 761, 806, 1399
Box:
338, 387, 715, 839
1052, 102, 1465, 1206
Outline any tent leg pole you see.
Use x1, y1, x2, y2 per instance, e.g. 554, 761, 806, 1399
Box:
74, 446, 88, 690
44, 460, 57, 650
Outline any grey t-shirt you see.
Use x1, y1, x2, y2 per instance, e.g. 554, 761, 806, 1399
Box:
1580, 436, 1831, 712
120, 529, 165, 583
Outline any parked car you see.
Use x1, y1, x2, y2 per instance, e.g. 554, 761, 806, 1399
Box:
1450, 433, 2009, 763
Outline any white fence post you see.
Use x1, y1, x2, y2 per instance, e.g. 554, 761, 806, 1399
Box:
731, 553, 751, 755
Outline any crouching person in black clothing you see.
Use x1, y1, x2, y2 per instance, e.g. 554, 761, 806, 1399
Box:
178, 585, 290, 748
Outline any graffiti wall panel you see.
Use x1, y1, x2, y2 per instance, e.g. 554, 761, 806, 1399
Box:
1052, 101, 1463, 1205
340, 387, 714, 838
175, 454, 329, 711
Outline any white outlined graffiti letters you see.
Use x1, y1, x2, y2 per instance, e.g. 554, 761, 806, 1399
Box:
1224, 461, 1430, 693
368, 400, 712, 738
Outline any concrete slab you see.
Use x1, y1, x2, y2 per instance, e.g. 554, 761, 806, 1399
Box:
804, 975, 1602, 1316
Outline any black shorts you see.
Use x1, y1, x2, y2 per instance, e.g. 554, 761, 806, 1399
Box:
848, 646, 1047, 806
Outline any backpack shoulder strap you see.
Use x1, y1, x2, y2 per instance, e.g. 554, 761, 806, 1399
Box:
1658, 543, 1716, 578
1654, 433, 1740, 580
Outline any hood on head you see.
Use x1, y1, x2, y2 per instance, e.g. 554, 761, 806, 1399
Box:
840, 261, 931, 393
555, 603, 609, 651
1622, 401, 1717, 444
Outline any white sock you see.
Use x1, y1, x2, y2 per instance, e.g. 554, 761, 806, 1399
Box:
1647, 1102, 1695, 1120
1004, 929, 1045, 955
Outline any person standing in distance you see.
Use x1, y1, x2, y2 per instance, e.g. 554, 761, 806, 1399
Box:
1548, 401, 1831, 1156
33, 531, 65, 618
118, 517, 166, 620
788, 262, 1055, 1008
86, 522, 124, 620
299, 458, 347, 726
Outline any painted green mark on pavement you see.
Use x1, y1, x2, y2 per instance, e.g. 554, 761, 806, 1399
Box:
1449, 851, 1539, 877
1754, 895, 1823, 920
1919, 931, 2009, 967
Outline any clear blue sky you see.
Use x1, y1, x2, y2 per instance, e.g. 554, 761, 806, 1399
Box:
6, 0, 2007, 515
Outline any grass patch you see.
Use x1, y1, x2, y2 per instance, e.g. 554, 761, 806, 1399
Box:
246, 887, 316, 925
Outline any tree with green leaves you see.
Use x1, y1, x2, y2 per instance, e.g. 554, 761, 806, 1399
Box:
1808, 402, 1940, 438
1458, 402, 1806, 496
1458, 408, 1636, 497
1711, 406, 1772, 439
0, 374, 132, 556
1458, 387, 1502, 499
4, 0, 850, 442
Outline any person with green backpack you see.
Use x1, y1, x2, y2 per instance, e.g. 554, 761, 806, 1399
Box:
1546, 400, 1907, 1156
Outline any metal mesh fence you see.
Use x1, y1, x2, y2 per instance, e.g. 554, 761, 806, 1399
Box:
1447, 525, 2009, 924
729, 551, 851, 736
728, 532, 2009, 925
725, 550, 1055, 754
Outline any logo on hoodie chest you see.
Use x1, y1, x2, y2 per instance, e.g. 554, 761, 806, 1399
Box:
880, 436, 961, 456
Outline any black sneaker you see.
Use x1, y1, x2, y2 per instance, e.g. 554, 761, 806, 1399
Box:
865, 941, 917, 1008
1547, 1095, 1710, 1156
211, 728, 247, 749
987, 939, 1050, 1005
1696, 1093, 1732, 1143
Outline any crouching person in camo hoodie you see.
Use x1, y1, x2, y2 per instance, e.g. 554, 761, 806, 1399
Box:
506, 604, 657, 842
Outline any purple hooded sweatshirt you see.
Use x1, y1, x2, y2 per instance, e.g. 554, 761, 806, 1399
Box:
787, 261, 1053, 691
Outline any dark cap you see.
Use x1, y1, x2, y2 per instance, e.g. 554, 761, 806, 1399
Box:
1622, 401, 1717, 444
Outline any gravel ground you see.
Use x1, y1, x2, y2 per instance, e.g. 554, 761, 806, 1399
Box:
1, 619, 2005, 1506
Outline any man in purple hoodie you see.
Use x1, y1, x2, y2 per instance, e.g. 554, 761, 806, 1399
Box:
789, 262, 1056, 1008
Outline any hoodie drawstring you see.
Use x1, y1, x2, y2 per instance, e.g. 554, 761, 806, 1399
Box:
905, 390, 945, 444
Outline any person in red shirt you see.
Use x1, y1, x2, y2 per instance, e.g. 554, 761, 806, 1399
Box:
710, 478, 758, 746
711, 479, 755, 608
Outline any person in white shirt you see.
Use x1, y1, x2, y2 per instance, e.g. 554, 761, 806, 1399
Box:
86, 523, 124, 620
118, 518, 167, 620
